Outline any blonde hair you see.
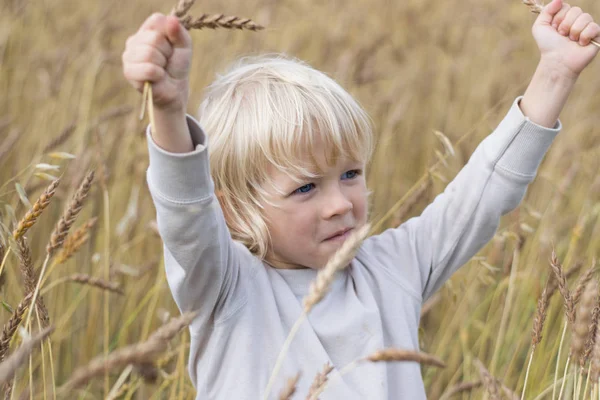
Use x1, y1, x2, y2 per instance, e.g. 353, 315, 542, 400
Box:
197, 54, 373, 259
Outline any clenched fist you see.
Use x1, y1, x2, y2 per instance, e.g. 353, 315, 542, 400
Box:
122, 13, 193, 113
533, 0, 600, 78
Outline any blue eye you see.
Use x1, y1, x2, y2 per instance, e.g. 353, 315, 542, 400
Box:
342, 170, 360, 180
294, 183, 315, 194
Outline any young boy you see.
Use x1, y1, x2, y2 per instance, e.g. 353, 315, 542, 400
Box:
122, 0, 599, 398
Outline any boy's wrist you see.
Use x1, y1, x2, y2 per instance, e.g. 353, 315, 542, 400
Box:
520, 57, 577, 128
151, 106, 194, 153
154, 99, 188, 116
538, 54, 580, 83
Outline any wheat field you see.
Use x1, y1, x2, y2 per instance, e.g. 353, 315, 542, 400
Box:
2, 0, 600, 398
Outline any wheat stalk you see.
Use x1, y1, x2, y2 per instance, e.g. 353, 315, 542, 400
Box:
58, 311, 195, 392
140, 0, 264, 137
67, 274, 124, 295
23, 170, 95, 335
308, 348, 445, 400
43, 122, 76, 153
171, 0, 195, 17
0, 325, 54, 385
0, 129, 19, 163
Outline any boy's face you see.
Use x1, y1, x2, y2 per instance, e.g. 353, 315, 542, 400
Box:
261, 147, 368, 270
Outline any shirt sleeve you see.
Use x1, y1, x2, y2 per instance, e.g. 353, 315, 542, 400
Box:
359, 96, 561, 301
145, 115, 258, 332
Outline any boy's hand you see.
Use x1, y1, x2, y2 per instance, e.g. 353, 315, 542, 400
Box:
533, 0, 600, 79
122, 13, 192, 113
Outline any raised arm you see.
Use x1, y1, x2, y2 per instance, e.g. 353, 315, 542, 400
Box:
123, 14, 255, 330
360, 0, 599, 301
145, 117, 256, 330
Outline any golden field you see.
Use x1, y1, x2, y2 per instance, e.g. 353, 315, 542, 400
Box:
1, 0, 600, 398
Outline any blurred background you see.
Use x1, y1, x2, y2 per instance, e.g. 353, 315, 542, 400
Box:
1, 0, 600, 398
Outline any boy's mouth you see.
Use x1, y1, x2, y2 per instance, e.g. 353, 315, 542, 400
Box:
323, 227, 353, 242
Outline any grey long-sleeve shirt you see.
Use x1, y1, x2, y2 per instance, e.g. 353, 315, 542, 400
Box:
145, 96, 561, 399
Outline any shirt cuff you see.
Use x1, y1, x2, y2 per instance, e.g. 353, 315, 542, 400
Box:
146, 115, 214, 203
482, 95, 561, 178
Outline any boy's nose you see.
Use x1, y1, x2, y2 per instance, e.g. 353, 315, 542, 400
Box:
321, 187, 353, 219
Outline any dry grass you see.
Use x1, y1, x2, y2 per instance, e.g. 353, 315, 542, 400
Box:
66, 273, 124, 295
0, 326, 54, 385
2, 0, 600, 397
58, 311, 194, 393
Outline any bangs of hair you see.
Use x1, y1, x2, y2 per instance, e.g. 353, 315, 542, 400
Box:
197, 54, 374, 257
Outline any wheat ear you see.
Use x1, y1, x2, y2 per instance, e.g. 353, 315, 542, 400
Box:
523, 276, 552, 400
550, 249, 576, 324
58, 311, 195, 392
278, 372, 301, 400
475, 359, 502, 400
55, 217, 97, 264
366, 348, 446, 367
306, 363, 333, 400
67, 274, 123, 295
573, 262, 597, 306
0, 325, 54, 385
0, 294, 33, 363
584, 289, 600, 367
46, 170, 94, 256
179, 14, 264, 31
23, 170, 94, 334
16, 237, 49, 327
12, 179, 60, 240
171, 0, 196, 17
590, 295, 600, 382
303, 224, 371, 313
308, 348, 445, 400
140, 0, 263, 135
571, 280, 596, 399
